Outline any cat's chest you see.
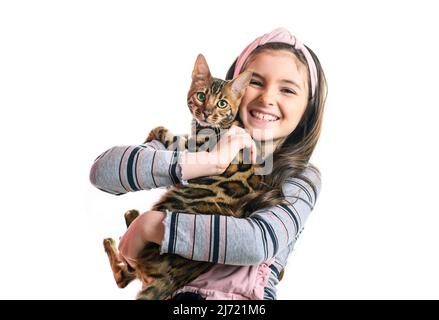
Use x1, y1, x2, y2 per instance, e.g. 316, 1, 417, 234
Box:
184, 164, 260, 200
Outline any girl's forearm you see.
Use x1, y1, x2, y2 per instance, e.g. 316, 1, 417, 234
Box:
90, 144, 183, 194
144, 211, 166, 245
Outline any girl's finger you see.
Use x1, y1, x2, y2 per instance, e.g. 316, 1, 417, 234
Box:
232, 133, 254, 151
251, 139, 258, 164
216, 133, 255, 165
236, 134, 257, 164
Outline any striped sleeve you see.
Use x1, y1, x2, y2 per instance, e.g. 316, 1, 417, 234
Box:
89, 140, 184, 195
160, 165, 322, 265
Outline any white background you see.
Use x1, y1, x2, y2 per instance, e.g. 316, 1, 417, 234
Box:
1, 0, 438, 299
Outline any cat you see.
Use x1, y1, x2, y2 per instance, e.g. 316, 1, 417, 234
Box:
103, 54, 263, 300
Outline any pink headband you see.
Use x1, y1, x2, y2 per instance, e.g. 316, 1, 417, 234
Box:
233, 27, 318, 97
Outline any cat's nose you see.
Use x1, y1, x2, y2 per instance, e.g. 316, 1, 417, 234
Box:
203, 110, 213, 118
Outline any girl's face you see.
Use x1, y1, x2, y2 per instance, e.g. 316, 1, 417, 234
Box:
239, 50, 309, 142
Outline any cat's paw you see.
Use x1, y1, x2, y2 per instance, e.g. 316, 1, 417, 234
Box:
124, 209, 140, 228
144, 126, 171, 145
103, 238, 116, 254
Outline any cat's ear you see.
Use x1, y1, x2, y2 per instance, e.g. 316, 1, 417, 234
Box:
228, 70, 253, 99
192, 54, 213, 83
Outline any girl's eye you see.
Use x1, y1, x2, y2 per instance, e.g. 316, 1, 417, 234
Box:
196, 92, 206, 102
250, 80, 262, 87
217, 99, 228, 108
281, 88, 296, 95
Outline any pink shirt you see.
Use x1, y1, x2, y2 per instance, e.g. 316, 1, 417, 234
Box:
170, 259, 274, 300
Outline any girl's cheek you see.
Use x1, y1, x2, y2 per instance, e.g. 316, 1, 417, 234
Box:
238, 107, 244, 121
239, 101, 249, 116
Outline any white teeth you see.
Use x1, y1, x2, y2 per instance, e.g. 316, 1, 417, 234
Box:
250, 111, 279, 122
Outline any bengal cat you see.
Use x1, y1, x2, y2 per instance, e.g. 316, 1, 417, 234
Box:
103, 54, 264, 300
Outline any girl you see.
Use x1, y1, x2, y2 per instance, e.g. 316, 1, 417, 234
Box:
90, 27, 327, 300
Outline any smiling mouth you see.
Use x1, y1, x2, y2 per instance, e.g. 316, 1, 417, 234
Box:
250, 110, 280, 122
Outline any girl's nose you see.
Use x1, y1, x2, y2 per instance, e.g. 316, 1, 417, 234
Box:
259, 89, 276, 107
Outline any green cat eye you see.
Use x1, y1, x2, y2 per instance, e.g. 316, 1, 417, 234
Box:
217, 99, 228, 109
196, 92, 206, 102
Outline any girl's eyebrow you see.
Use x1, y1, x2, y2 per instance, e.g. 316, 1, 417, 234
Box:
252, 72, 302, 90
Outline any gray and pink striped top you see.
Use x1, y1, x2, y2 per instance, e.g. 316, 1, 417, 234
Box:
89, 140, 321, 300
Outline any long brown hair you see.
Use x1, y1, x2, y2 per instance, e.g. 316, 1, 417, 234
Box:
226, 42, 328, 214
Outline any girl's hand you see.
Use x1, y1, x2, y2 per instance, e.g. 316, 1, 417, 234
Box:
118, 210, 165, 268
209, 125, 258, 174
180, 125, 257, 180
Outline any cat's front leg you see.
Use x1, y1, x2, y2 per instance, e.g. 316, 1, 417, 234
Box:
145, 126, 170, 145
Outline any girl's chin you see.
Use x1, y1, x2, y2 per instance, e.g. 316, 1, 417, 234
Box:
248, 127, 278, 142
245, 119, 279, 141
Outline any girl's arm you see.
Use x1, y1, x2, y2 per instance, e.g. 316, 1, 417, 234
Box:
89, 141, 182, 195
158, 165, 321, 265
119, 164, 321, 267
90, 125, 256, 195
89, 142, 222, 195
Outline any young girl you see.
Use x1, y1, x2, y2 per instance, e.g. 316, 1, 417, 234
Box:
90, 27, 327, 300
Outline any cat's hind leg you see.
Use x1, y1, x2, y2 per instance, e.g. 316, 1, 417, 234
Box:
103, 238, 136, 288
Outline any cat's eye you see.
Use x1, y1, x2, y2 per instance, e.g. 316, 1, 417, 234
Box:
217, 100, 228, 109
196, 92, 206, 102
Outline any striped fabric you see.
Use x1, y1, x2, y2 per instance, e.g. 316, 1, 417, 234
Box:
90, 141, 321, 300
89, 140, 182, 195
160, 166, 321, 300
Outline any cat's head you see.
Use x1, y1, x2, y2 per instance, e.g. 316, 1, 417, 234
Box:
187, 54, 252, 128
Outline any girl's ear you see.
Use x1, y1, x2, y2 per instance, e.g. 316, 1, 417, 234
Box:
192, 54, 213, 83
227, 70, 253, 99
